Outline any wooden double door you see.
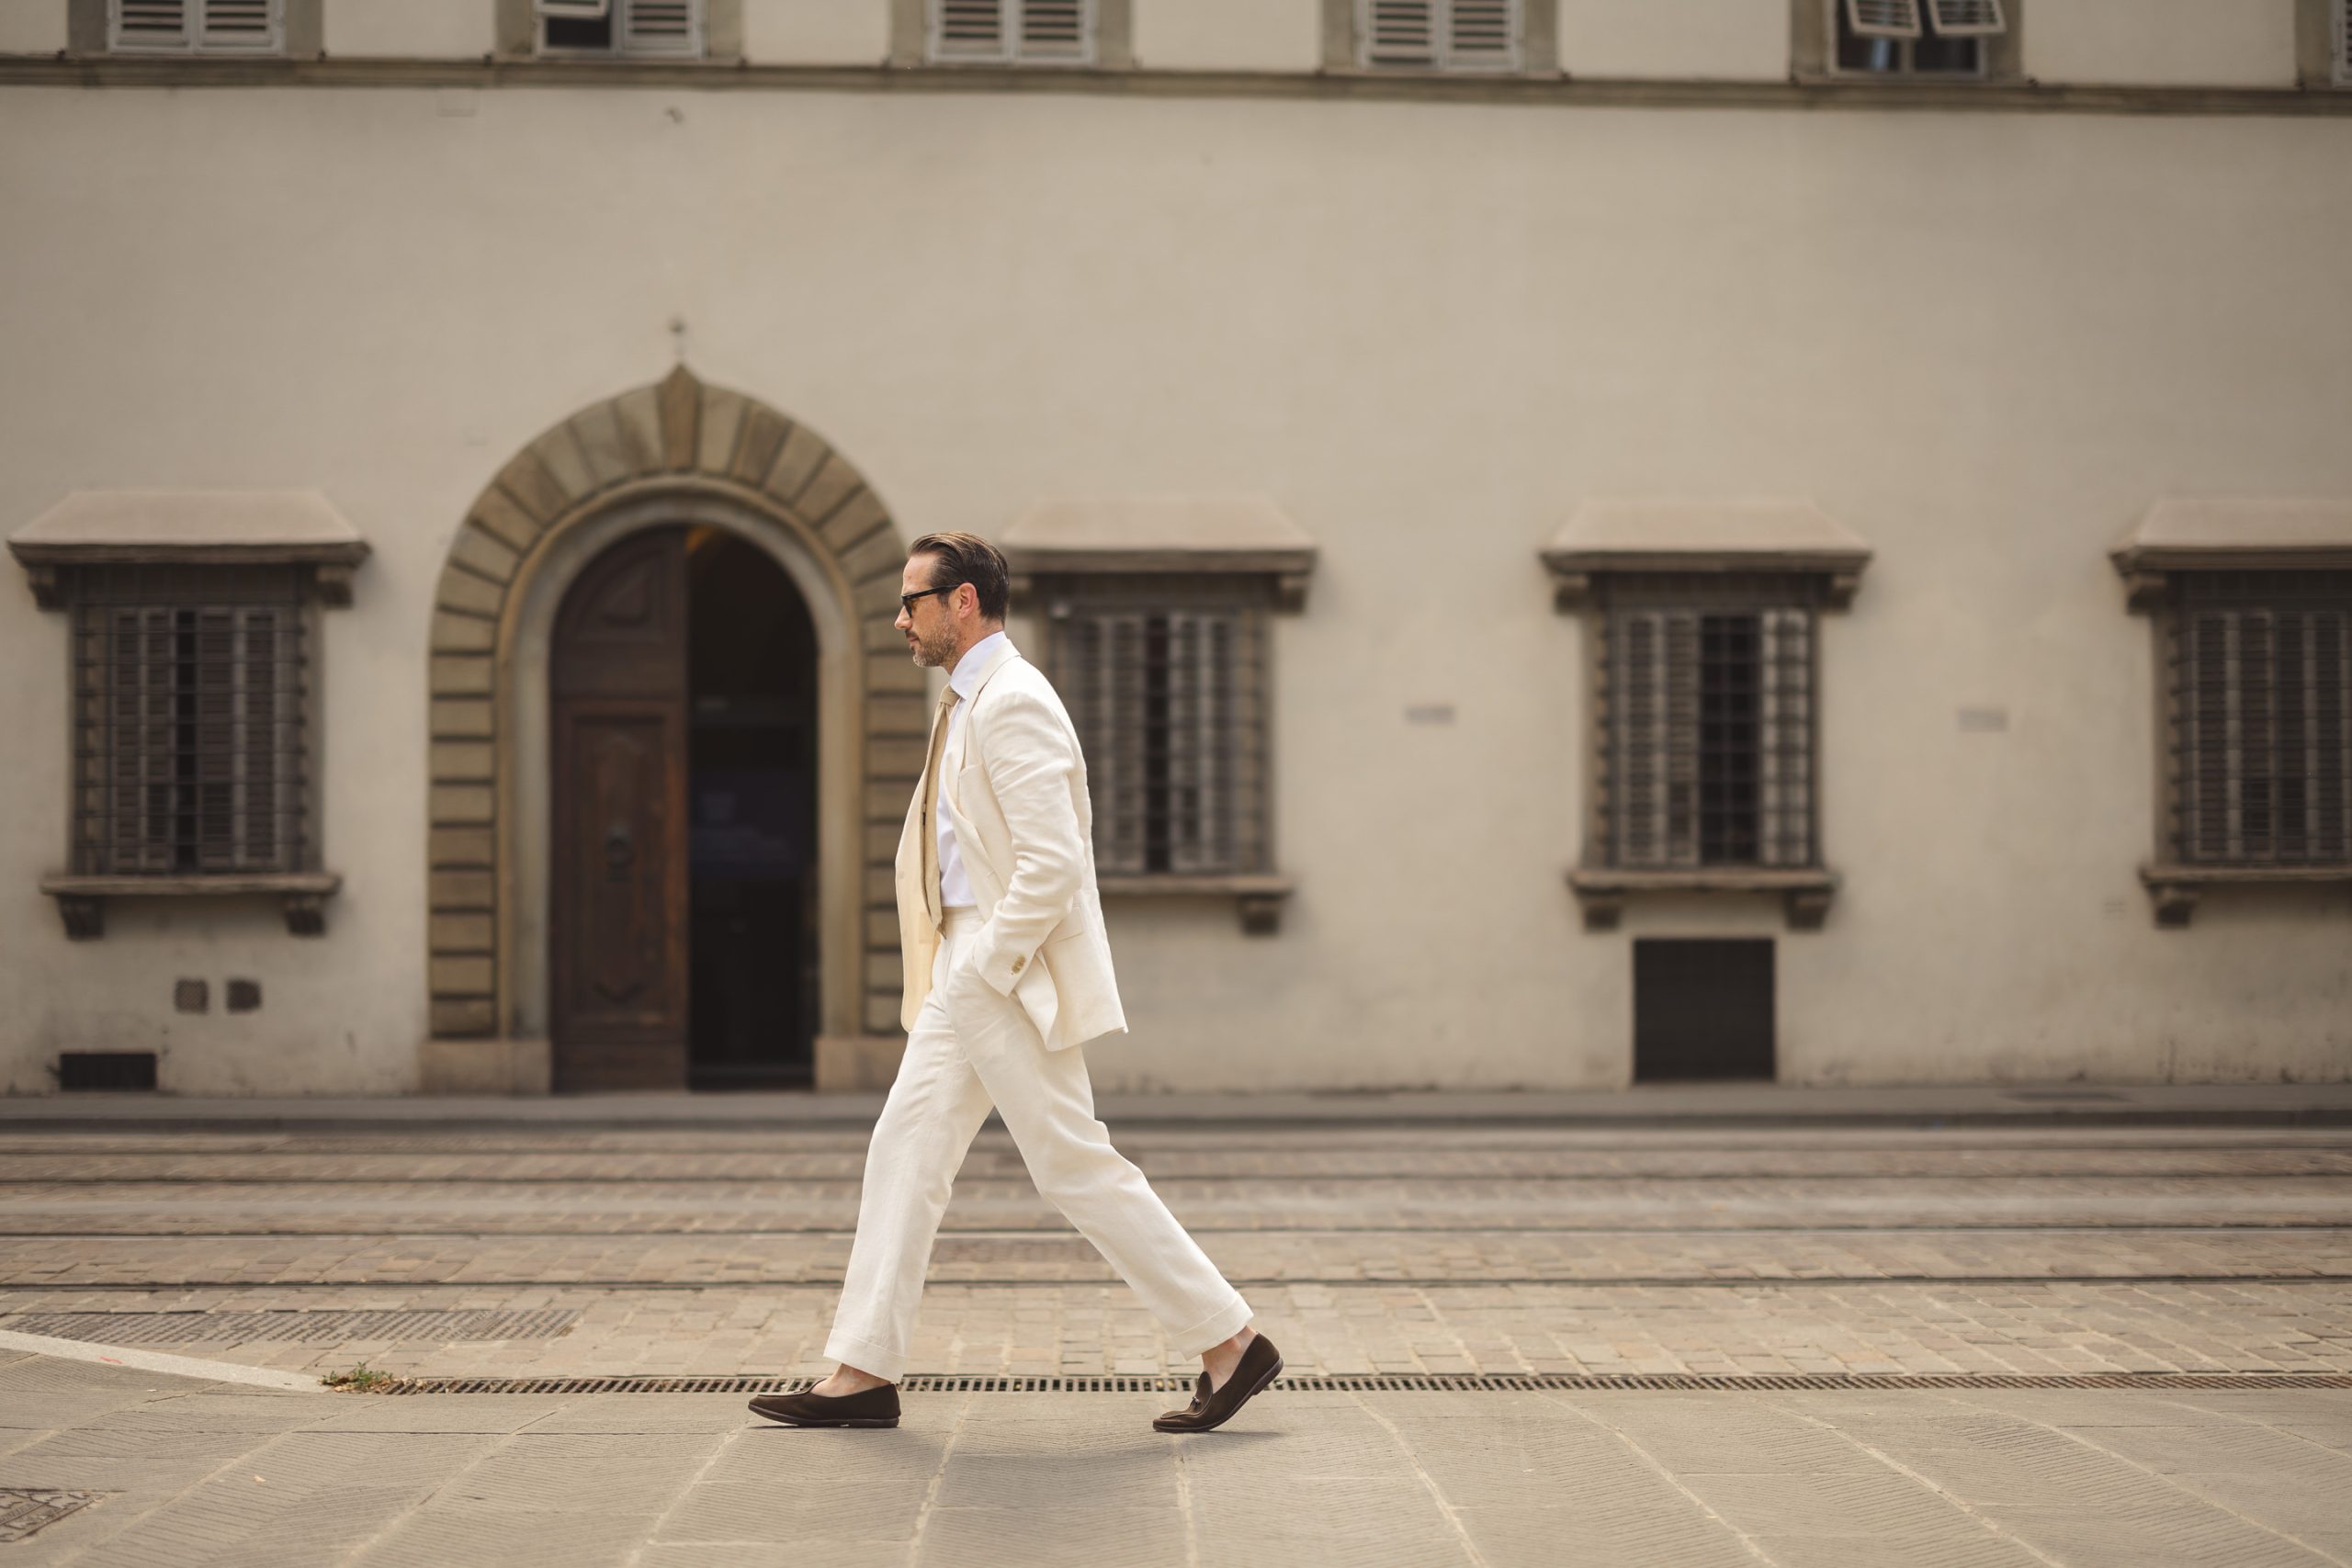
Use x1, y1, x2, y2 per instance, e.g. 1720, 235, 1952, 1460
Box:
550, 526, 819, 1092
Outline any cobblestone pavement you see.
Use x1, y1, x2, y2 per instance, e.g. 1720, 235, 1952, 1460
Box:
6, 1351, 2351, 1567
2, 1123, 2350, 1381
4, 1119, 2351, 1565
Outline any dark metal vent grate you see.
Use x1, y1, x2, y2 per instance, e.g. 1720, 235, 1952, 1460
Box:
0, 1490, 108, 1544
55, 1053, 158, 1093
356, 1370, 2352, 1396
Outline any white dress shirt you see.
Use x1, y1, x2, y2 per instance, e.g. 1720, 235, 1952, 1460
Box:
936, 629, 1010, 910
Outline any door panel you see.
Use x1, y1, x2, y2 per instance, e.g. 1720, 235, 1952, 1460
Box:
551, 529, 689, 1092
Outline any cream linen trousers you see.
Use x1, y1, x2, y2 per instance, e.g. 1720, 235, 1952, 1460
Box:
823, 907, 1253, 1382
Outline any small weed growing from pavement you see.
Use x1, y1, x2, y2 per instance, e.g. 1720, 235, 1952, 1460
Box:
321, 1362, 397, 1392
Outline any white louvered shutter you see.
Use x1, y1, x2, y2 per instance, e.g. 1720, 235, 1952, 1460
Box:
1844, 0, 1922, 39
1165, 611, 1234, 874
113, 0, 189, 49
1757, 608, 1815, 868
1923, 0, 2005, 37
934, 0, 1006, 59
1611, 610, 1702, 869
535, 0, 612, 17
1363, 0, 1437, 65
198, 0, 278, 49
1018, 0, 1091, 61
619, 0, 700, 56
1446, 0, 1519, 69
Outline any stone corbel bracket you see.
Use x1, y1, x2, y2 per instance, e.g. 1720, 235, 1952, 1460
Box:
2138, 864, 2352, 929
1566, 867, 1839, 932
39, 874, 345, 940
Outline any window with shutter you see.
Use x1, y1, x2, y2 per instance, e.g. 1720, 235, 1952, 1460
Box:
2339, 0, 2351, 85
539, 0, 703, 56
1831, 0, 1996, 73
1050, 589, 1267, 878
110, 0, 283, 53
1360, 0, 1522, 70
2171, 573, 2352, 869
1603, 580, 1819, 873
70, 566, 309, 878
931, 0, 1094, 62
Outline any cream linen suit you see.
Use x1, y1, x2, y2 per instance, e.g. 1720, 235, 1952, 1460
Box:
822, 636, 1251, 1383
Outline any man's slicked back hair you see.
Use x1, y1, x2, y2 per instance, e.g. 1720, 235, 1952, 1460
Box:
909, 532, 1012, 623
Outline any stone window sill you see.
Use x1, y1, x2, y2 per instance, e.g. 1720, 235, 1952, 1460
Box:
1566, 867, 1839, 931
40, 873, 342, 939
2138, 864, 2352, 929
1097, 874, 1295, 935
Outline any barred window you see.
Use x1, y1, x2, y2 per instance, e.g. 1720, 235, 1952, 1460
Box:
1600, 575, 1819, 871
67, 565, 311, 877
931, 0, 1094, 63
1045, 581, 1270, 877
1358, 0, 1521, 71
537, 0, 702, 57
109, 0, 282, 53
2168, 571, 2352, 868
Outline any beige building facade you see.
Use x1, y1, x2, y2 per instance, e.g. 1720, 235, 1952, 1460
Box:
3, 0, 2348, 1097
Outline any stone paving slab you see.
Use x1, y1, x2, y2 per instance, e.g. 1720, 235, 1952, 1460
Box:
6, 1279, 2349, 1382
6, 1356, 2351, 1567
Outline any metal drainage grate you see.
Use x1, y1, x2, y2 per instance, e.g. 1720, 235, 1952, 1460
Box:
1, 1490, 107, 1544
5, 1309, 579, 1346
358, 1371, 2352, 1396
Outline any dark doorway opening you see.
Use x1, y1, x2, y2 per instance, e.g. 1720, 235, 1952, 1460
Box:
1633, 938, 1775, 1082
685, 527, 819, 1089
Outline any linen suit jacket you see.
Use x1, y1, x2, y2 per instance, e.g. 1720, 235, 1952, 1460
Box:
893, 637, 1128, 1052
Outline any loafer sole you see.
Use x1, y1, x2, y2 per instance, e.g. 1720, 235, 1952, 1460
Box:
1152, 1352, 1283, 1433
747, 1397, 899, 1428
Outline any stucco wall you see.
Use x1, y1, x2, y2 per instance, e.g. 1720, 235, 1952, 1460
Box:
321, 0, 493, 59
0, 5, 68, 54
1558, 0, 1787, 80
2024, 0, 2301, 87
1131, 0, 1320, 73
742, 0, 888, 66
1, 85, 2347, 1095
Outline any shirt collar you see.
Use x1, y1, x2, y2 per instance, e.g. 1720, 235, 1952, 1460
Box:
948, 629, 1012, 701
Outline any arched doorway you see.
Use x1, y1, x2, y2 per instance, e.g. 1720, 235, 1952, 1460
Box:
548, 525, 820, 1091
419, 367, 925, 1096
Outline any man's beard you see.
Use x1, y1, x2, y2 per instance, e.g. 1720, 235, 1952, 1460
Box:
910, 624, 959, 669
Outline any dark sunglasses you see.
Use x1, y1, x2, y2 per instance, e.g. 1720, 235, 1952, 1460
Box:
899, 583, 961, 615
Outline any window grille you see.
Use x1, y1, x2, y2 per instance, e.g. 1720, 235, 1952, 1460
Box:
1361, 0, 1521, 70
1602, 576, 1817, 871
1046, 581, 1270, 876
932, 0, 1095, 63
2169, 571, 2352, 868
539, 0, 703, 56
110, 0, 283, 53
67, 564, 309, 877
2339, 0, 2352, 86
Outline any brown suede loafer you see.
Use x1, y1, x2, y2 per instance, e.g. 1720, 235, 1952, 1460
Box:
1153, 1334, 1283, 1433
748, 1382, 900, 1428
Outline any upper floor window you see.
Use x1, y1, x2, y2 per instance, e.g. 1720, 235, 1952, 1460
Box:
1357, 0, 1521, 72
1834, 0, 2004, 76
109, 0, 282, 53
2338, 0, 2351, 85
537, 0, 702, 58
930, 0, 1094, 64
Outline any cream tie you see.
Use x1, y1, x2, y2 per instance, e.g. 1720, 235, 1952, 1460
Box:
920, 684, 963, 929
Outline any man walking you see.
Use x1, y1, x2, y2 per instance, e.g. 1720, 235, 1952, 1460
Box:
749, 532, 1282, 1435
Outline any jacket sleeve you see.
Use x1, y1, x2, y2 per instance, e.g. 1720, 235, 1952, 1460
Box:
965, 685, 1086, 998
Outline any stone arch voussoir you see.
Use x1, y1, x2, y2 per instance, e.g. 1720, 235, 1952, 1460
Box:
424, 366, 922, 1073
